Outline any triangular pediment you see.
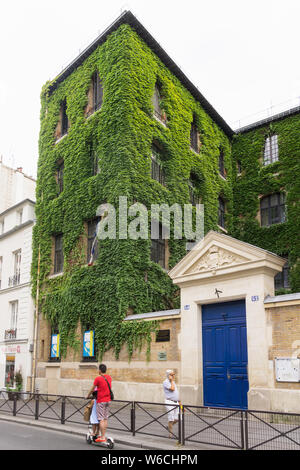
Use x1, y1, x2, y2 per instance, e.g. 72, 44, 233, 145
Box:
168, 231, 286, 283
185, 244, 249, 275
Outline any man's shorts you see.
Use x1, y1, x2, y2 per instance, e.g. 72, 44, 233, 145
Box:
165, 400, 179, 422
96, 402, 110, 421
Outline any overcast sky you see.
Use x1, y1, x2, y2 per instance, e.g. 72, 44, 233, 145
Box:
1, 0, 299, 177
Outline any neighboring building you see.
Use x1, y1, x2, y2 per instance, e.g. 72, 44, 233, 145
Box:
232, 106, 300, 293
32, 11, 299, 410
0, 157, 36, 214
0, 199, 36, 392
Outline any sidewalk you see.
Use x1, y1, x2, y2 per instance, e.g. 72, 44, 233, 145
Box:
0, 414, 227, 451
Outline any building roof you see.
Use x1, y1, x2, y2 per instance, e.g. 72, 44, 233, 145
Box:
47, 10, 233, 138
235, 105, 300, 134
0, 199, 36, 218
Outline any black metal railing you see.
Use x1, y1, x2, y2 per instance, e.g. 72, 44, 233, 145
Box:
0, 391, 299, 450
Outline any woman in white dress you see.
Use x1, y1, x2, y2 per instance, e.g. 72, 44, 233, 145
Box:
87, 387, 99, 438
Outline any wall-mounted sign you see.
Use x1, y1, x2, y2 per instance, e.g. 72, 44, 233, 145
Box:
83, 330, 95, 357
251, 296, 259, 302
158, 352, 167, 361
275, 358, 300, 382
2, 345, 21, 354
50, 334, 60, 358
184, 305, 190, 310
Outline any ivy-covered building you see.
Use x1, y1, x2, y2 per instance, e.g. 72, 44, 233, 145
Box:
32, 11, 299, 398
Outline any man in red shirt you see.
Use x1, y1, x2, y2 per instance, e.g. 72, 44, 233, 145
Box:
87, 364, 112, 443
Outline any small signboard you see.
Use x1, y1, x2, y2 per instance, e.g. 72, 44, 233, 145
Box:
184, 305, 190, 311
50, 334, 60, 358
275, 358, 300, 382
83, 330, 95, 358
158, 352, 167, 361
251, 296, 259, 302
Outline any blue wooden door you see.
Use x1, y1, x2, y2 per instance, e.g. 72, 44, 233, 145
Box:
202, 300, 248, 409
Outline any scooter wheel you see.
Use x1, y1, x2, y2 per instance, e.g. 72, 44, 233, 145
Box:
86, 434, 92, 444
107, 438, 114, 449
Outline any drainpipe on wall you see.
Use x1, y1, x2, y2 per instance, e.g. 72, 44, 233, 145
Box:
31, 244, 40, 394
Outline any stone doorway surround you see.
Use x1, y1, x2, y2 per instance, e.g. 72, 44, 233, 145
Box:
168, 231, 286, 409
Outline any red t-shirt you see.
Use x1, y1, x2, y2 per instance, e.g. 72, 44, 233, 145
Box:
93, 374, 112, 403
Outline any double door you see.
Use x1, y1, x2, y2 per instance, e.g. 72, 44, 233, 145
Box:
202, 300, 249, 409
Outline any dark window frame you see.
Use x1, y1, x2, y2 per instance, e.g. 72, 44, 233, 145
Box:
188, 173, 201, 206
151, 220, 166, 269
274, 259, 290, 290
61, 99, 68, 136
87, 217, 100, 264
54, 234, 64, 274
190, 117, 199, 153
219, 148, 226, 178
263, 134, 279, 166
92, 72, 103, 113
57, 161, 64, 194
151, 144, 165, 186
260, 193, 286, 227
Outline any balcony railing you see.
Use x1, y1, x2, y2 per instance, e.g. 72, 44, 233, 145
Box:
8, 271, 20, 287
5, 329, 17, 340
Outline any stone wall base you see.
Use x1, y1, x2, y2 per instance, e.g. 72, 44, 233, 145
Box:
248, 387, 300, 413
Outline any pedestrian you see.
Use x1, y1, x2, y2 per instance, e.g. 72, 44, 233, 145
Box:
86, 386, 99, 439
163, 369, 181, 438
87, 363, 112, 443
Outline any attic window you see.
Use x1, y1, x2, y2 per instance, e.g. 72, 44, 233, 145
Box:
152, 82, 167, 124
92, 72, 103, 112
190, 116, 200, 153
61, 99, 68, 136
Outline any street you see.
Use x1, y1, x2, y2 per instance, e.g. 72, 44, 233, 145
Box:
0, 421, 138, 451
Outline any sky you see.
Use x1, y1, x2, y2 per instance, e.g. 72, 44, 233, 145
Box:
0, 0, 299, 178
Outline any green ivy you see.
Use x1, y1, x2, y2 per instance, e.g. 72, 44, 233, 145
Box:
32, 24, 233, 359
231, 115, 300, 292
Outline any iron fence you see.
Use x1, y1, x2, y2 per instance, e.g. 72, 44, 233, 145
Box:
0, 391, 299, 450
245, 410, 300, 450
182, 405, 244, 449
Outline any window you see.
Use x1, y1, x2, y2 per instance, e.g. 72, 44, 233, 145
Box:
61, 99, 68, 136
260, 193, 286, 227
92, 72, 103, 112
263, 135, 278, 165
190, 116, 199, 153
87, 218, 100, 264
56, 161, 64, 194
54, 234, 64, 274
9, 250, 21, 287
151, 220, 166, 269
218, 196, 226, 228
274, 260, 290, 290
89, 143, 100, 176
156, 330, 170, 342
188, 173, 201, 206
151, 144, 165, 185
219, 149, 226, 178
10, 301, 18, 330
152, 82, 166, 123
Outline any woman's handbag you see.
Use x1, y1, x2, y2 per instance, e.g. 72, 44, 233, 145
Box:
103, 376, 114, 401
83, 399, 94, 422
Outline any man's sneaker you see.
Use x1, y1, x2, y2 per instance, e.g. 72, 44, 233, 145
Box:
95, 436, 107, 443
